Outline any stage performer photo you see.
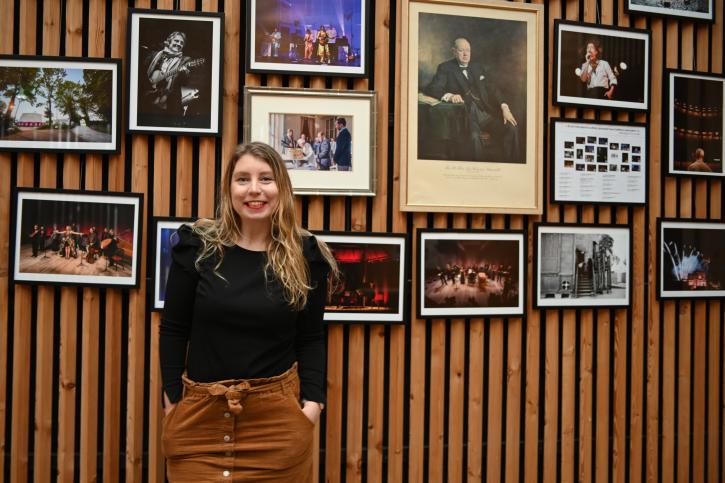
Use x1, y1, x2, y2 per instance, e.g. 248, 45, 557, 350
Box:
159, 142, 339, 481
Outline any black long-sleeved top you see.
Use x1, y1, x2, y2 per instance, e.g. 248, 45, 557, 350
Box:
160, 225, 329, 404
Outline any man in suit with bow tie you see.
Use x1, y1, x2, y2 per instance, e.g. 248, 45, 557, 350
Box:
425, 37, 522, 163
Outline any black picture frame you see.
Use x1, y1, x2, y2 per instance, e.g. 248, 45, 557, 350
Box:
0, 55, 121, 153
624, 0, 715, 22
416, 228, 526, 318
126, 8, 224, 136
663, 69, 725, 178
11, 188, 144, 288
150, 216, 195, 311
550, 117, 648, 205
657, 218, 725, 300
315, 231, 409, 324
534, 223, 632, 308
245, 0, 369, 77
553, 20, 651, 112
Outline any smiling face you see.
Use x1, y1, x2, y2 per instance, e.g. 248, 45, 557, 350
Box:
230, 154, 279, 225
168, 34, 185, 53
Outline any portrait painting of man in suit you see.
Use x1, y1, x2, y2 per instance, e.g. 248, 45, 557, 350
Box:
417, 13, 527, 163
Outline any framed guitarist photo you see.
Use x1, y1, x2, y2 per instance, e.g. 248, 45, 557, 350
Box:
127, 9, 223, 136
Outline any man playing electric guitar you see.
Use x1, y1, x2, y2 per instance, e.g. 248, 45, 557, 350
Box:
145, 31, 205, 116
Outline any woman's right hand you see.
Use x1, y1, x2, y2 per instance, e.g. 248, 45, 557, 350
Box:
163, 392, 177, 416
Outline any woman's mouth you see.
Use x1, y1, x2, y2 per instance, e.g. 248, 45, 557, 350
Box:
245, 201, 266, 209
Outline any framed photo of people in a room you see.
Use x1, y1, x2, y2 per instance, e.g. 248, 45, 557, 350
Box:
417, 229, 525, 318
152, 217, 195, 310
554, 20, 650, 112
0, 55, 121, 153
625, 0, 714, 22
126, 9, 223, 136
657, 219, 725, 299
11, 188, 143, 288
316, 232, 407, 323
246, 0, 368, 77
399, 0, 544, 214
534, 224, 631, 308
244, 86, 376, 196
664, 70, 724, 178
550, 118, 648, 204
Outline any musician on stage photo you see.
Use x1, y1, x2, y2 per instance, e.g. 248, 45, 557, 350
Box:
145, 31, 195, 117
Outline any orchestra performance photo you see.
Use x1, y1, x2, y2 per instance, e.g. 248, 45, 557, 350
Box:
319, 233, 406, 323
248, 0, 367, 76
12, 190, 142, 287
418, 230, 525, 317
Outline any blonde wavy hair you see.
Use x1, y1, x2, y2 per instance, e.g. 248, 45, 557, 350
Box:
190, 142, 338, 310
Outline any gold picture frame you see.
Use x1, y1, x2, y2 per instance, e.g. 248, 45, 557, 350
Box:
398, 0, 544, 214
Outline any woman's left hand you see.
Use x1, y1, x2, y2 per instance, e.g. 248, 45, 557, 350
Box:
301, 400, 322, 424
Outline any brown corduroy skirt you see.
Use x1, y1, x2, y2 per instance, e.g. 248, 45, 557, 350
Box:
162, 364, 314, 482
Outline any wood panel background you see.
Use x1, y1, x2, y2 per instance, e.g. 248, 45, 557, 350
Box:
0, 0, 723, 481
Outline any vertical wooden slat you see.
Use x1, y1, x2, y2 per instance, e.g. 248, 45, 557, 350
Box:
504, 312, 522, 483
467, 316, 485, 483
345, 324, 365, 482
103, 292, 122, 482
708, 302, 721, 483
428, 216, 446, 483
0, 1, 12, 476
409, 213, 427, 483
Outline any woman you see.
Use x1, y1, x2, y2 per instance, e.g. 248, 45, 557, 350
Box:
303, 28, 314, 60
579, 39, 617, 99
160, 142, 338, 480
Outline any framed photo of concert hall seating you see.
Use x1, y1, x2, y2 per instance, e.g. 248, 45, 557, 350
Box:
657, 219, 725, 300
399, 0, 544, 214
534, 223, 631, 308
664, 70, 725, 178
11, 188, 143, 288
417, 229, 526, 318
152, 217, 195, 310
246, 0, 369, 77
0, 55, 121, 153
550, 118, 648, 204
624, 0, 714, 22
316, 231, 408, 323
126, 9, 224, 136
554, 21, 651, 112
244, 86, 376, 196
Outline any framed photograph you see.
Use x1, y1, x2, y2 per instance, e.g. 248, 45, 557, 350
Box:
417, 229, 525, 318
664, 70, 724, 177
246, 0, 368, 77
126, 9, 223, 135
534, 223, 631, 308
657, 219, 725, 299
244, 86, 376, 196
316, 231, 407, 323
152, 217, 195, 310
551, 118, 647, 204
625, 0, 714, 22
0, 55, 121, 153
554, 20, 650, 111
399, 0, 544, 214
11, 188, 143, 288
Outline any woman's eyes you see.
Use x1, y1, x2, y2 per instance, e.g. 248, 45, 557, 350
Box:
236, 176, 275, 184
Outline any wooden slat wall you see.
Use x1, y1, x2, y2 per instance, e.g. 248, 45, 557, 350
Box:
1, 0, 723, 481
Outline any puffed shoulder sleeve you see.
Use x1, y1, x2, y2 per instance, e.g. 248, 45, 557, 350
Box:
170, 224, 203, 275
303, 234, 332, 276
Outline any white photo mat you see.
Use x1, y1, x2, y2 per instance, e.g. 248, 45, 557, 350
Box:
245, 87, 376, 196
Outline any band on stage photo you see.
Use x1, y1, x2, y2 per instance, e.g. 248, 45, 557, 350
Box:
252, 0, 364, 68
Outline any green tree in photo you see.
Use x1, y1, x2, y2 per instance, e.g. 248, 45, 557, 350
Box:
36, 68, 66, 127
0, 66, 40, 132
57, 80, 82, 128
82, 69, 112, 123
